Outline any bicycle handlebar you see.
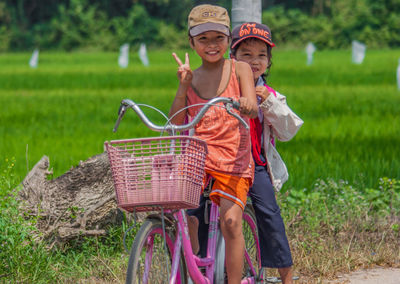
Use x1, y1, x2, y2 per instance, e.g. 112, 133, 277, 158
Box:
113, 97, 249, 133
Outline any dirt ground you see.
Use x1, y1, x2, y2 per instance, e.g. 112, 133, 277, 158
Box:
324, 267, 400, 284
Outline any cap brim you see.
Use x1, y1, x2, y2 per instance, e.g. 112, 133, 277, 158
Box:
231, 35, 275, 49
190, 22, 230, 37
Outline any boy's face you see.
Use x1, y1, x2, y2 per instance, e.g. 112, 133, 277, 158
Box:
190, 31, 229, 63
234, 39, 269, 81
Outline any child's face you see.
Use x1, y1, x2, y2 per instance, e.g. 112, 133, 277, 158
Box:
234, 39, 269, 81
190, 31, 229, 63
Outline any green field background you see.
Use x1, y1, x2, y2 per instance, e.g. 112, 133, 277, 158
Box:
1, 49, 399, 191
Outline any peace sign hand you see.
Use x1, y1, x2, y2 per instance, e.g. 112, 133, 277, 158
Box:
172, 52, 193, 86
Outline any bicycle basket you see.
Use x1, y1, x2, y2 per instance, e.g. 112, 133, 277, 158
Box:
105, 136, 208, 212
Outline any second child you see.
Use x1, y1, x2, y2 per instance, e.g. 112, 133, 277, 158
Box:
230, 22, 304, 284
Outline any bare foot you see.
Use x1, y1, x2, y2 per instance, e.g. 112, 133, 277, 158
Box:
187, 215, 199, 255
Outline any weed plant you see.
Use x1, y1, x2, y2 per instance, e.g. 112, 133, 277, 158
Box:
278, 177, 400, 281
0, 158, 56, 282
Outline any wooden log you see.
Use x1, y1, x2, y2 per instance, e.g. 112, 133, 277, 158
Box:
17, 152, 121, 246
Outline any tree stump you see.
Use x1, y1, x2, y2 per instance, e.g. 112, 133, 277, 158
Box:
18, 152, 122, 247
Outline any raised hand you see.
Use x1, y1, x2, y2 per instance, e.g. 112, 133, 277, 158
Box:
255, 86, 271, 103
172, 52, 193, 85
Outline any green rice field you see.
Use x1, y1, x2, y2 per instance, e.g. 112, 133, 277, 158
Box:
0, 49, 399, 191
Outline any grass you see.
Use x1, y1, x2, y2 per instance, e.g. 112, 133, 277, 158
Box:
1, 49, 400, 282
0, 159, 130, 283
280, 177, 400, 282
1, 49, 399, 189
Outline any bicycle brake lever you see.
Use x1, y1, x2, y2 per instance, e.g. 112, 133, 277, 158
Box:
113, 105, 127, 132
225, 103, 249, 130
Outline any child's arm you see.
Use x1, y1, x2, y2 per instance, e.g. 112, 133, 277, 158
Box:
235, 61, 258, 118
169, 53, 193, 125
260, 90, 303, 141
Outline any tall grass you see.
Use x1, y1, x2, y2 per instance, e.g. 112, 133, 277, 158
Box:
1, 49, 399, 189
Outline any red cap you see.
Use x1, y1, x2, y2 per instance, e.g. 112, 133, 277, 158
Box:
231, 22, 275, 49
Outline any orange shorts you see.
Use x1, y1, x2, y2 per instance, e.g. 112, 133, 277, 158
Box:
204, 170, 250, 211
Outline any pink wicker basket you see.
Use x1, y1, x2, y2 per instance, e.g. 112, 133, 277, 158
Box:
105, 136, 208, 212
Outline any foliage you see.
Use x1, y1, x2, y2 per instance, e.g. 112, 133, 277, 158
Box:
0, 158, 55, 282
155, 24, 189, 50
263, 0, 400, 49
0, 2, 11, 52
276, 177, 400, 280
281, 178, 400, 228
1, 0, 400, 51
110, 4, 161, 49
48, 0, 114, 51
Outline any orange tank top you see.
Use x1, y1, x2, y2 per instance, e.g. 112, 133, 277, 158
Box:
186, 59, 254, 179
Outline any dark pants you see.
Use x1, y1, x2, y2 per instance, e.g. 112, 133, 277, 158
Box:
250, 162, 293, 268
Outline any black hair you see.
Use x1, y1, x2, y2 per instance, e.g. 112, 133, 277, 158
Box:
230, 38, 273, 83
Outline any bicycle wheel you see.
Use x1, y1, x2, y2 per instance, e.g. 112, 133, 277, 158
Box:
125, 218, 187, 284
242, 203, 262, 280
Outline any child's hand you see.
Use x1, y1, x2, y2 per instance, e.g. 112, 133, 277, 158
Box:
238, 97, 257, 117
172, 52, 193, 86
255, 86, 271, 103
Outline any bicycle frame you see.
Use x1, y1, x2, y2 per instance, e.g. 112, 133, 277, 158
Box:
168, 204, 259, 284
173, 205, 218, 284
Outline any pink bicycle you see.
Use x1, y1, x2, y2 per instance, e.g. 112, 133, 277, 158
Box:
105, 97, 263, 283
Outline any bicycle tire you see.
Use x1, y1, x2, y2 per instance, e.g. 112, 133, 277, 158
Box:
242, 203, 263, 281
213, 203, 262, 283
125, 218, 187, 284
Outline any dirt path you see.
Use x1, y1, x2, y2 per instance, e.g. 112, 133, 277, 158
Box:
326, 267, 400, 284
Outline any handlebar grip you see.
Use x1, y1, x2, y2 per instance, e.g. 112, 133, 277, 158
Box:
232, 100, 240, 110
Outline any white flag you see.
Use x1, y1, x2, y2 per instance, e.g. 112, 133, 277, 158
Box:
397, 59, 400, 91
305, 42, 316, 66
118, 43, 129, 68
138, 43, 149, 67
352, 40, 366, 64
29, 49, 39, 68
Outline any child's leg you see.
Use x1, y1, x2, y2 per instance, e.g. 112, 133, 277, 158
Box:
187, 195, 209, 256
187, 215, 199, 254
219, 198, 244, 284
278, 267, 294, 284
